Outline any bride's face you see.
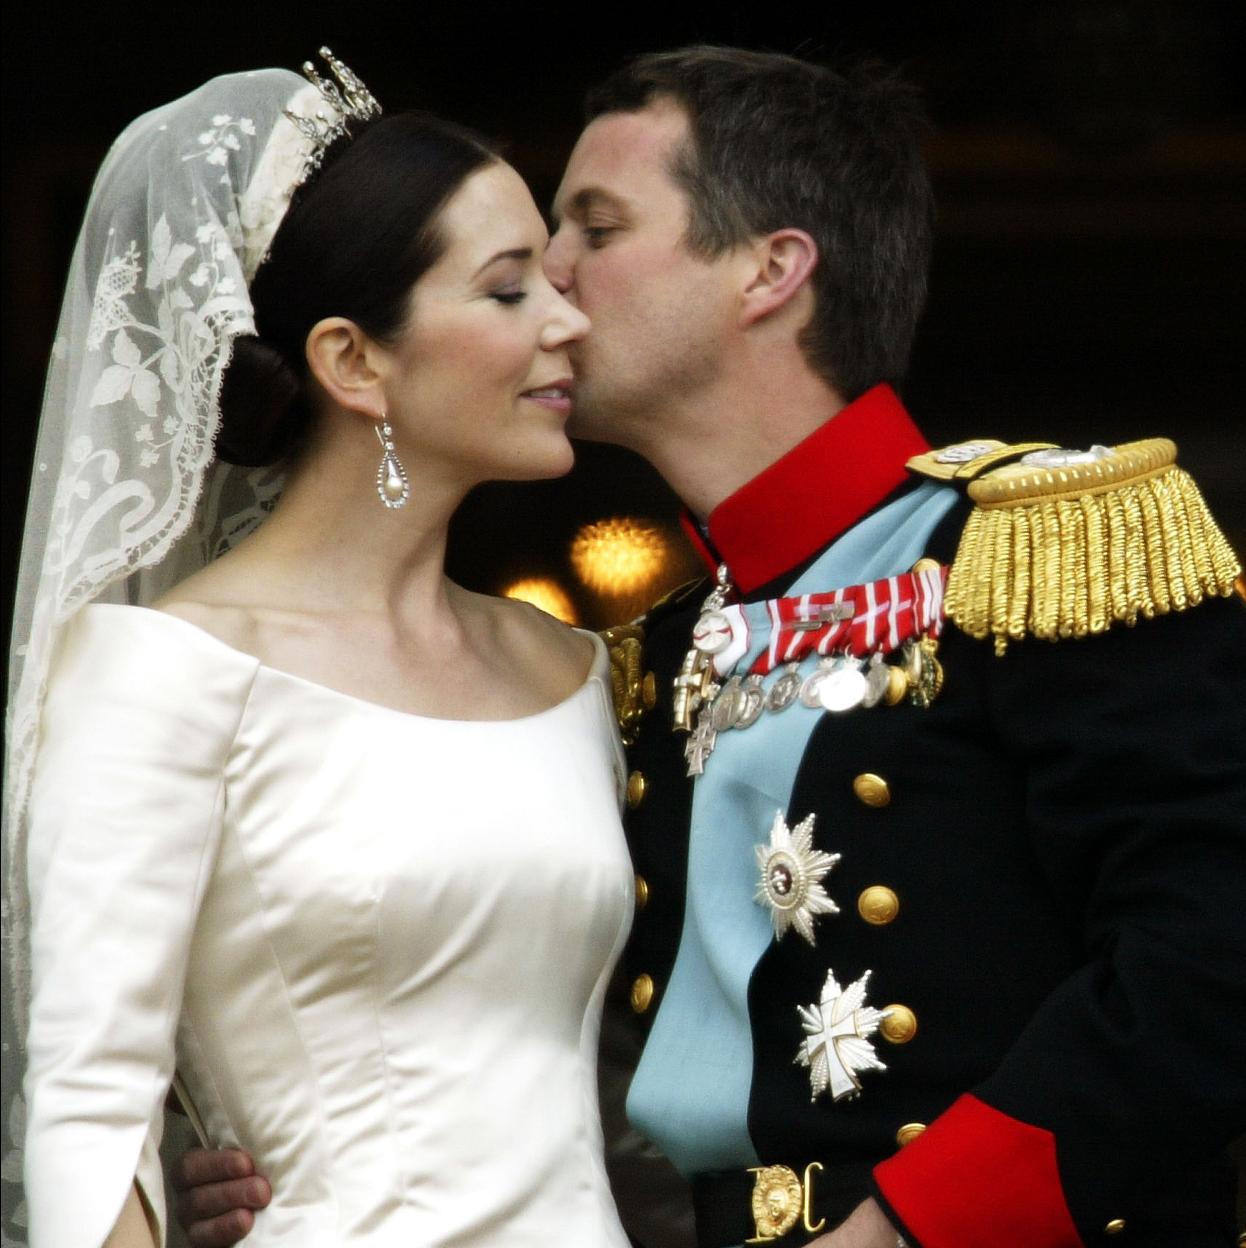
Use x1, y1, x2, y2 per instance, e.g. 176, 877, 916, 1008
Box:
380, 161, 590, 484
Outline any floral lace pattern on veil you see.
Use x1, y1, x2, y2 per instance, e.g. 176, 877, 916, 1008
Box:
1, 69, 310, 1247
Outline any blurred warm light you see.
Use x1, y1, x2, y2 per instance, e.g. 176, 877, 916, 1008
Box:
502, 577, 579, 625
570, 517, 672, 598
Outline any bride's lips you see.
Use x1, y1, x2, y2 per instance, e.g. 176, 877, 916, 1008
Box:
520, 377, 574, 415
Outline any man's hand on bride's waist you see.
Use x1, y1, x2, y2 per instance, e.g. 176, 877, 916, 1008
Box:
808, 1198, 905, 1248
173, 1147, 271, 1248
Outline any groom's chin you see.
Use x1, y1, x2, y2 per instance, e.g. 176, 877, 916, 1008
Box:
566, 399, 606, 444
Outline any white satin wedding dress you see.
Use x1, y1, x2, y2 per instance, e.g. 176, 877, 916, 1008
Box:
23, 604, 634, 1247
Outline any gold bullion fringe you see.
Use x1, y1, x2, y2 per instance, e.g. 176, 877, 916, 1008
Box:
945, 466, 1241, 654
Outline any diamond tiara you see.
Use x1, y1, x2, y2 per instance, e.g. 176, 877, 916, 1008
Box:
285, 47, 382, 186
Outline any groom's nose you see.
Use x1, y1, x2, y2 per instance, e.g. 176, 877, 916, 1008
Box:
543, 230, 574, 296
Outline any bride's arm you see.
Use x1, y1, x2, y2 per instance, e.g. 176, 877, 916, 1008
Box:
22, 608, 257, 1248
104, 1185, 158, 1248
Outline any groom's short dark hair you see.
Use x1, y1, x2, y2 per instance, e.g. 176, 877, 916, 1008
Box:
585, 46, 933, 402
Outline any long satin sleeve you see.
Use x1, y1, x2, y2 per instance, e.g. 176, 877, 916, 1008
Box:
23, 606, 257, 1248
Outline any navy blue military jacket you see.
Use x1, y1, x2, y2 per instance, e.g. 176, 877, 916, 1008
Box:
616, 387, 1246, 1248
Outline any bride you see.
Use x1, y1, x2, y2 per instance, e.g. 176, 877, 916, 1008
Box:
7, 53, 634, 1247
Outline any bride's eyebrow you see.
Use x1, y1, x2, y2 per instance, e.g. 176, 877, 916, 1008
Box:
472, 247, 533, 278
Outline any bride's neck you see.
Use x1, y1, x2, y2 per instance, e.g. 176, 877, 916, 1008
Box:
243, 439, 467, 623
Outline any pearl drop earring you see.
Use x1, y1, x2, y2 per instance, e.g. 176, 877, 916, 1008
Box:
374, 418, 409, 508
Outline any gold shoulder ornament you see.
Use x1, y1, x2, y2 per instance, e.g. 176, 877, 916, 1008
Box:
600, 621, 646, 744
931, 439, 1240, 654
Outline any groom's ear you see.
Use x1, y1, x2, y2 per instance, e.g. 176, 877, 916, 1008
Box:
738, 228, 819, 329
304, 317, 386, 415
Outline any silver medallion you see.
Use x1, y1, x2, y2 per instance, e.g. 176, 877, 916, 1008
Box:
766, 665, 803, 712
737, 675, 766, 728
862, 653, 890, 709
904, 640, 923, 684
818, 658, 868, 713
799, 659, 835, 708
711, 676, 745, 731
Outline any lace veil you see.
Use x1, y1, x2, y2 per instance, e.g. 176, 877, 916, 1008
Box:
1, 67, 333, 1242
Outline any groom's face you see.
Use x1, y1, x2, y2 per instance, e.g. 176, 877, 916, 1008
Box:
546, 99, 733, 451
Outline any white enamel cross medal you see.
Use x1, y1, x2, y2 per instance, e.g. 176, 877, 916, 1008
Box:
795, 968, 890, 1102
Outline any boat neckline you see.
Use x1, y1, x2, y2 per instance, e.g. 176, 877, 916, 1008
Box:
80, 602, 609, 728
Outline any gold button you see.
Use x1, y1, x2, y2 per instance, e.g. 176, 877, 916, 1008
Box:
895, 1122, 926, 1147
1104, 1220, 1127, 1236
852, 773, 891, 808
642, 671, 658, 709
911, 557, 941, 575
626, 770, 647, 808
880, 1004, 917, 1044
858, 885, 900, 925
630, 973, 655, 1014
634, 874, 650, 910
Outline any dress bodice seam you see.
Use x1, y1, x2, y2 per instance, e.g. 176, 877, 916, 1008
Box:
204, 810, 349, 1228
206, 671, 347, 1227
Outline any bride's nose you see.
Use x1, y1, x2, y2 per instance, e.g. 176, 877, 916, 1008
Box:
540, 291, 589, 349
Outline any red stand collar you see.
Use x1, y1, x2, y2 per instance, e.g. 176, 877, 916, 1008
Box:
679, 384, 928, 593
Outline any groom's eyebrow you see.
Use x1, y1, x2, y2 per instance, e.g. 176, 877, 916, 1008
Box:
472, 247, 533, 278
554, 187, 627, 224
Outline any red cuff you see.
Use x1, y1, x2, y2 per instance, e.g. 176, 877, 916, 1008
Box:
873, 1094, 1082, 1248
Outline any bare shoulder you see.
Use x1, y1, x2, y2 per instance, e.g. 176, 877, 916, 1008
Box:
153, 564, 265, 657
153, 596, 263, 657
473, 592, 595, 685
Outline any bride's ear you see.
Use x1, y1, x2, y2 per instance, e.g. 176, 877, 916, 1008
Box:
304, 317, 387, 416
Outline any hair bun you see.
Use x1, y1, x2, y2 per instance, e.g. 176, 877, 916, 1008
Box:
216, 334, 304, 466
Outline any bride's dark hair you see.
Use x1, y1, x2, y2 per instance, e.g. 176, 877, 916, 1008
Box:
217, 113, 497, 466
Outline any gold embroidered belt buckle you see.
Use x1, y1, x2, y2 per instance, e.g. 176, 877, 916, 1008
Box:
746, 1162, 827, 1243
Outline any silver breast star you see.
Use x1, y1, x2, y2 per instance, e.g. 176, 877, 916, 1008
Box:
755, 811, 841, 945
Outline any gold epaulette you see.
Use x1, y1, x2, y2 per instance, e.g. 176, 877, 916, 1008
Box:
936, 438, 1241, 654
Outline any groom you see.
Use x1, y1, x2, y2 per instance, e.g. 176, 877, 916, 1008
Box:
179, 46, 1245, 1248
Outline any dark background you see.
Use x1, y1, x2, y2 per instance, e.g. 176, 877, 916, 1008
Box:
4, 0, 1244, 635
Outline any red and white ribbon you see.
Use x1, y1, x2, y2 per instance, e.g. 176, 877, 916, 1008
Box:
748, 565, 947, 677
